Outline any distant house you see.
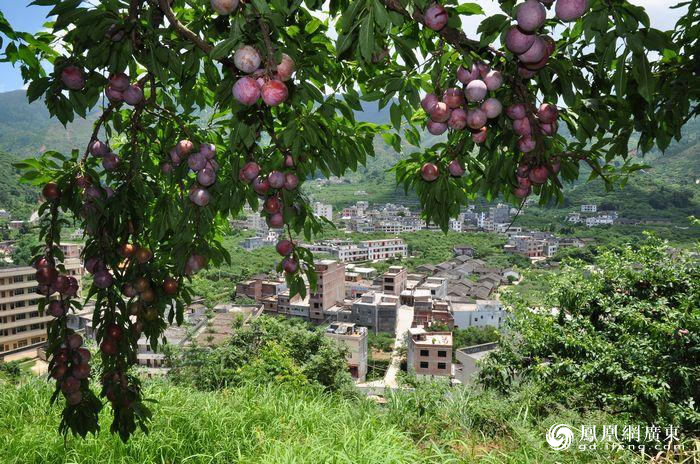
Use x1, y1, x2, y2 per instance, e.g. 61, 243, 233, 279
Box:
416, 264, 438, 275
240, 236, 264, 250
453, 245, 475, 257
502, 269, 520, 281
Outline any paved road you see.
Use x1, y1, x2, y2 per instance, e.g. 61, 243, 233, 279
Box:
383, 305, 414, 389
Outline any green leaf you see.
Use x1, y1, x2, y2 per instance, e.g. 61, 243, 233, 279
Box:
455, 3, 484, 15
210, 38, 237, 61
359, 10, 374, 63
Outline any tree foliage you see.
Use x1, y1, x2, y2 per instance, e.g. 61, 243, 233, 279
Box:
480, 237, 700, 431
1, 0, 699, 441
166, 315, 352, 392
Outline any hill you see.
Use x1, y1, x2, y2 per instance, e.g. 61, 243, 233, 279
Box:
0, 90, 698, 225
0, 150, 39, 218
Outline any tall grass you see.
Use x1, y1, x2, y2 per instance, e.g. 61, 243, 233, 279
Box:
0, 377, 653, 464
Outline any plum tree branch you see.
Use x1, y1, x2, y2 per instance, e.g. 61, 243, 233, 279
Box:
158, 0, 236, 70
381, 0, 504, 60
81, 102, 119, 164
257, 18, 277, 73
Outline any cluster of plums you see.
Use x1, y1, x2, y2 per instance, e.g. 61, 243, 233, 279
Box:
421, 62, 502, 143
89, 138, 122, 172
420, 158, 465, 182
507, 0, 589, 78
275, 239, 298, 275
239, 159, 299, 226
50, 332, 91, 406
164, 140, 219, 207
513, 156, 561, 198
105, 72, 143, 106
32, 254, 80, 302
232, 45, 294, 106
506, 101, 558, 154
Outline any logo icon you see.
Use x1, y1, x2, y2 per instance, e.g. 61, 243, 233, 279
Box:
547, 424, 573, 450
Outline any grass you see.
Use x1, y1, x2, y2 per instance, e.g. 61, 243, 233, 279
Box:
0, 377, 659, 464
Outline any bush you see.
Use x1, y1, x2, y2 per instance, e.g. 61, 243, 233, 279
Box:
480, 237, 700, 432
167, 316, 353, 392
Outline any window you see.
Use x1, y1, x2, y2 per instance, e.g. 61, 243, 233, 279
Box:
30, 337, 42, 344
13, 275, 24, 283
419, 361, 429, 369
419, 349, 429, 357
437, 350, 447, 358
437, 362, 447, 370
13, 288, 25, 296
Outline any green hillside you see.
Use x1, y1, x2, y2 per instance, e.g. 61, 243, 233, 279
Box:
0, 90, 698, 225
0, 150, 39, 218
0, 90, 96, 158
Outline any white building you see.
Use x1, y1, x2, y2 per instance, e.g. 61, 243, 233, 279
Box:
567, 212, 582, 223
449, 218, 463, 232
314, 202, 333, 221
585, 215, 615, 227
581, 204, 597, 213
451, 300, 508, 330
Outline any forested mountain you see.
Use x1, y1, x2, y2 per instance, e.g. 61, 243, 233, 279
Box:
0, 90, 698, 221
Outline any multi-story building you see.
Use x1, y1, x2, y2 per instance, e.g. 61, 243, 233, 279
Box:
307, 238, 407, 263
407, 327, 452, 377
489, 204, 511, 224
309, 260, 345, 323
313, 202, 333, 221
1, 245, 83, 355
381, 266, 407, 296
324, 322, 368, 381
581, 204, 597, 213
351, 291, 399, 333
236, 279, 262, 301
362, 239, 408, 261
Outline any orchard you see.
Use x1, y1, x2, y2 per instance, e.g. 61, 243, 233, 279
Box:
1, 0, 698, 441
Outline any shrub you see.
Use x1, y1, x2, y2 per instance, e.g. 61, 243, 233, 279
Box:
480, 237, 700, 431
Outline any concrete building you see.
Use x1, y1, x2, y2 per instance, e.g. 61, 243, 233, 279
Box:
451, 300, 507, 329
309, 260, 345, 323
325, 322, 368, 382
307, 238, 407, 263
420, 277, 447, 299
489, 204, 511, 224
407, 327, 452, 378
1, 245, 83, 355
381, 266, 407, 296
453, 245, 475, 257
581, 204, 597, 213
313, 202, 333, 221
351, 291, 399, 333
240, 236, 264, 250
455, 342, 498, 384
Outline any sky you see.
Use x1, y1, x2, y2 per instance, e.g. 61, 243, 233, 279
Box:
0, 0, 688, 93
